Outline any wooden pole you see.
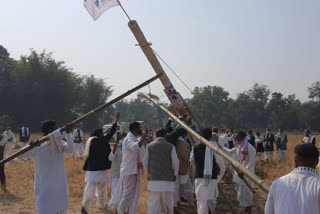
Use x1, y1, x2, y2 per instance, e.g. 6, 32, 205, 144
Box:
128, 20, 196, 125
0, 74, 162, 166
215, 142, 256, 193
143, 93, 270, 193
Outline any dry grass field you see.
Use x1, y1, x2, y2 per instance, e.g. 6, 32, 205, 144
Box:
0, 132, 317, 214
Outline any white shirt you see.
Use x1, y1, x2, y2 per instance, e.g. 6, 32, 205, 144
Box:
265, 167, 320, 214
72, 128, 84, 143
0, 134, 8, 147
120, 132, 140, 177
109, 141, 122, 178
218, 133, 229, 148
303, 136, 315, 144
224, 142, 256, 185
27, 132, 74, 214
143, 141, 179, 192
3, 130, 16, 144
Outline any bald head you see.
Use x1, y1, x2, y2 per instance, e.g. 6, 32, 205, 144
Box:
294, 143, 319, 168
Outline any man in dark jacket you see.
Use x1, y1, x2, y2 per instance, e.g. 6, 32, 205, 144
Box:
247, 130, 256, 148
191, 128, 225, 214
275, 129, 288, 163
81, 112, 120, 214
264, 128, 275, 161
19, 123, 30, 148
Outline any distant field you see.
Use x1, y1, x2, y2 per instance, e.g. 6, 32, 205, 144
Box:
0, 132, 316, 213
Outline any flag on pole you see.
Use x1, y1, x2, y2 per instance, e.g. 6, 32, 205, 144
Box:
84, 0, 120, 21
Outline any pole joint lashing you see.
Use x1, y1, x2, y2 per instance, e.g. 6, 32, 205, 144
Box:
135, 42, 152, 48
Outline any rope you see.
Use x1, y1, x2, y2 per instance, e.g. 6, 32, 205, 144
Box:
151, 48, 194, 95
116, 0, 131, 21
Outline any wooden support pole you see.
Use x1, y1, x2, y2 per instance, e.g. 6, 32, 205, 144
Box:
128, 20, 195, 125
0, 74, 162, 166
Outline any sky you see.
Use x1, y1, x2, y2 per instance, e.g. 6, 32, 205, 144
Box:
1, 0, 319, 102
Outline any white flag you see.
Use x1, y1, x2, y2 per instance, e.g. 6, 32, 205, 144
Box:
84, 0, 119, 21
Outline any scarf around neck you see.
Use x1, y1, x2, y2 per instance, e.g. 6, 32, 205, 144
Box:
237, 139, 249, 162
203, 141, 216, 186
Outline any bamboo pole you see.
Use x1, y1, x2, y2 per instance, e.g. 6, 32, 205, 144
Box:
143, 93, 270, 193
215, 142, 256, 193
0, 74, 162, 166
128, 20, 196, 126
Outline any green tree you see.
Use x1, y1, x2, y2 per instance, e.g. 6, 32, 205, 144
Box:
188, 86, 230, 127
77, 75, 113, 130
0, 45, 15, 115
266, 92, 287, 129
308, 81, 320, 101
114, 93, 168, 129
246, 83, 270, 107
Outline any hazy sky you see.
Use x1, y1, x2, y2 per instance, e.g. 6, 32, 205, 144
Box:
1, 0, 319, 102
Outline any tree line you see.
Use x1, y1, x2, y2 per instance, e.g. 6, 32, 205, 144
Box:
0, 45, 319, 133
187, 83, 320, 131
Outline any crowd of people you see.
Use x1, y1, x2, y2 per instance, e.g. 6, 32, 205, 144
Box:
0, 114, 319, 214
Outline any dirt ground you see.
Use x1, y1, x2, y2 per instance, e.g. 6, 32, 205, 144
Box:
0, 133, 312, 213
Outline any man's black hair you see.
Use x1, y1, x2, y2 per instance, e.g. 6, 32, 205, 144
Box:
156, 128, 167, 138
236, 130, 246, 140
40, 120, 56, 135
129, 121, 140, 132
176, 128, 187, 136
202, 128, 212, 141
248, 130, 253, 135
294, 143, 319, 167
92, 128, 103, 137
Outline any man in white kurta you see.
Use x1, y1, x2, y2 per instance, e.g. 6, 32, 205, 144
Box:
224, 131, 256, 214
190, 128, 226, 214
218, 129, 229, 148
265, 143, 320, 214
109, 122, 148, 214
3, 128, 16, 150
72, 126, 84, 159
108, 137, 123, 197
144, 128, 179, 214
24, 120, 74, 214
302, 129, 316, 146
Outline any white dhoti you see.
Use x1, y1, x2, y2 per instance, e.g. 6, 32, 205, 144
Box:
277, 150, 286, 162
237, 184, 253, 207
109, 177, 120, 199
190, 162, 196, 193
265, 151, 273, 160
109, 174, 140, 214
82, 182, 108, 211
148, 192, 174, 214
195, 179, 218, 214
197, 200, 216, 214
174, 175, 193, 206
73, 143, 83, 157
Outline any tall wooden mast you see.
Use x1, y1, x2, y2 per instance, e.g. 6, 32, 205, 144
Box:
128, 20, 194, 125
